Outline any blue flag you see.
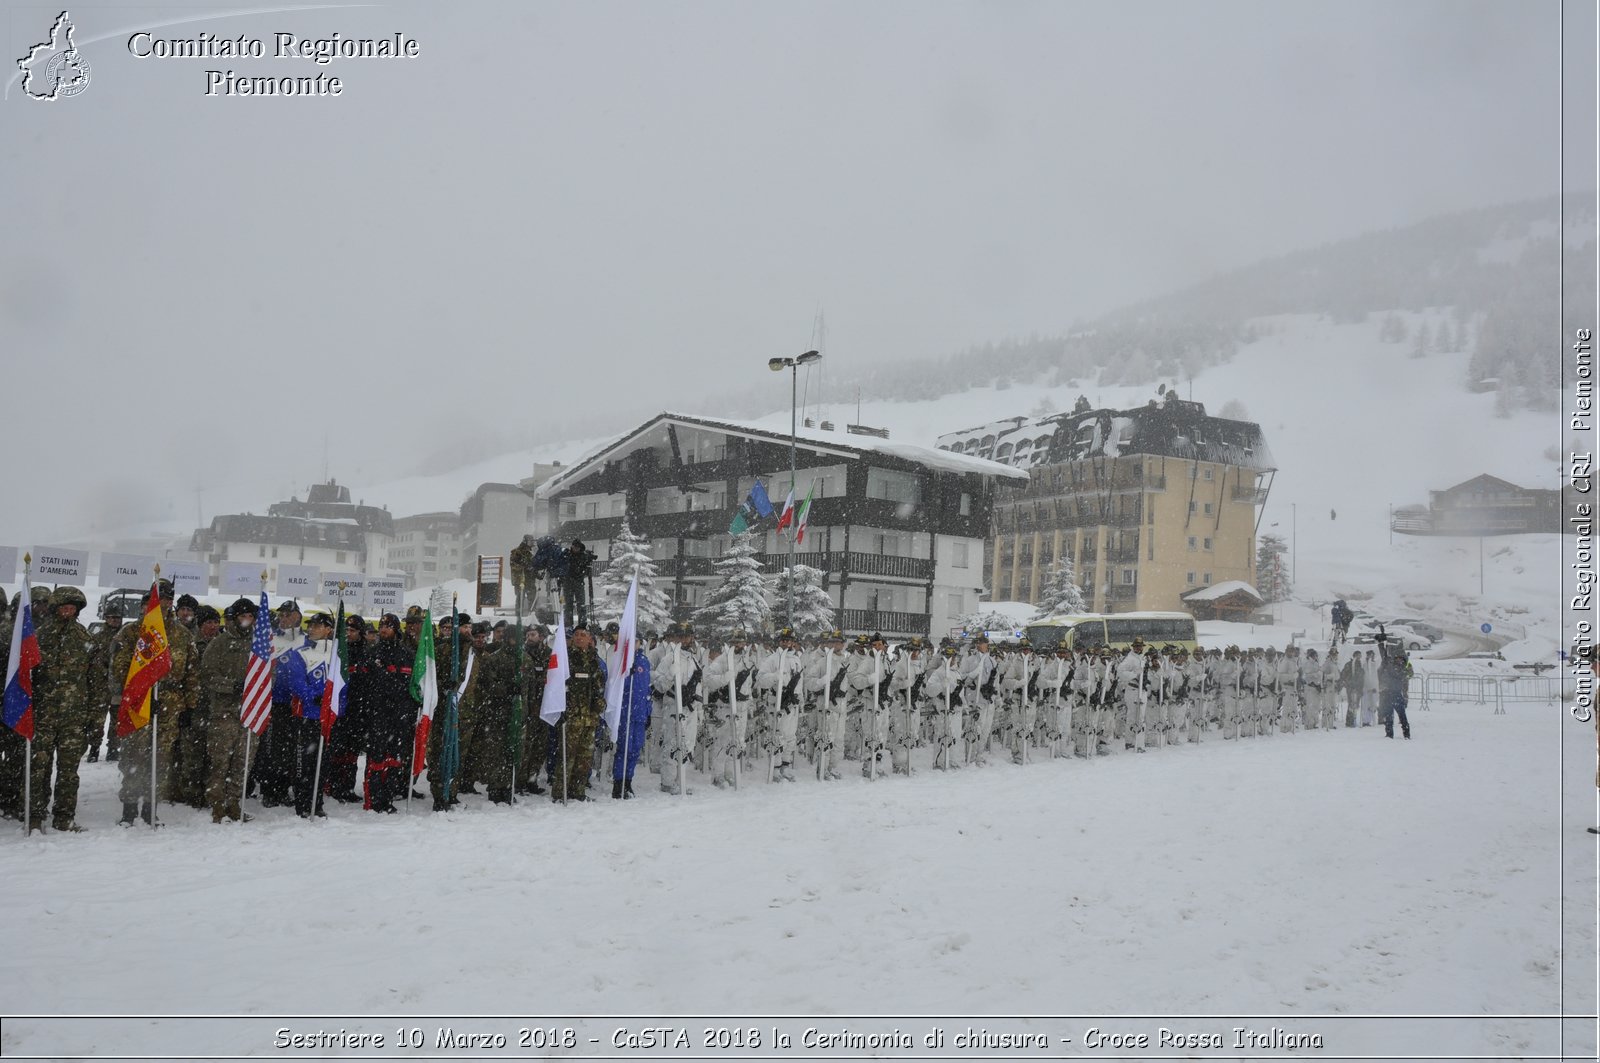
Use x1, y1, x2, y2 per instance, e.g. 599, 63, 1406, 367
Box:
729, 479, 776, 535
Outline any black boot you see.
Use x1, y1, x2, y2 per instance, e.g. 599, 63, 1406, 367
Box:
612, 779, 624, 800
119, 802, 139, 826
139, 800, 155, 826
624, 779, 635, 799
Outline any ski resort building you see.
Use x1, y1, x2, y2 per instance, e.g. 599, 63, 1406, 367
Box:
534, 413, 1027, 638
455, 466, 562, 580
936, 397, 1276, 614
1391, 474, 1578, 536
190, 480, 396, 589
389, 511, 462, 589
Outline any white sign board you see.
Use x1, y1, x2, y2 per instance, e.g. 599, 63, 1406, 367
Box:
33, 547, 87, 582
165, 560, 208, 597
221, 562, 265, 595
99, 553, 156, 587
276, 564, 319, 601
367, 577, 406, 612
0, 546, 16, 586
320, 573, 365, 607
428, 587, 453, 619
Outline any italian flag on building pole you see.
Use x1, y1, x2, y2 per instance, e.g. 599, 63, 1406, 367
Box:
410, 614, 439, 778
793, 480, 816, 544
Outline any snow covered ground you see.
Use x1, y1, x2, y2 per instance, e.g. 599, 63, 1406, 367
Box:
3, 696, 1594, 1059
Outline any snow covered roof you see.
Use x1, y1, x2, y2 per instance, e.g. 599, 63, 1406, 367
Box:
536, 412, 1028, 498
936, 396, 1275, 472
1182, 580, 1262, 602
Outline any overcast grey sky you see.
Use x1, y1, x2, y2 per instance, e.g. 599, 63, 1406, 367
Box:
0, 0, 1588, 548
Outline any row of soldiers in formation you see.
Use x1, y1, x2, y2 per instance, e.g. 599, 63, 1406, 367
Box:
1, 581, 1414, 832
634, 624, 1415, 793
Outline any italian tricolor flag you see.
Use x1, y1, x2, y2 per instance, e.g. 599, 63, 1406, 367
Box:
793, 481, 816, 544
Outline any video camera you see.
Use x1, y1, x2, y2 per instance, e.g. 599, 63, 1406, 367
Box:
1372, 624, 1407, 662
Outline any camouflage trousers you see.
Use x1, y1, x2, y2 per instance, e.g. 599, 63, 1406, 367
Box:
175, 711, 211, 807
206, 709, 251, 818
551, 713, 597, 801
0, 726, 26, 817
118, 710, 182, 805
29, 706, 88, 828
518, 717, 551, 790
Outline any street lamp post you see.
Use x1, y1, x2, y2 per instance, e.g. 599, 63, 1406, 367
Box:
769, 349, 822, 627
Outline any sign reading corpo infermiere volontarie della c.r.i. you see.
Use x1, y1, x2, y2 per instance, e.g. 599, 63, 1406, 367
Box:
127, 29, 421, 96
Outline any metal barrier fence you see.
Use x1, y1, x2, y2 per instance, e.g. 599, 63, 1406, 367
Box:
1411, 672, 1559, 714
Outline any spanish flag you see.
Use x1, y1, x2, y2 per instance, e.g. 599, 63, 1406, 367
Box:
116, 582, 173, 737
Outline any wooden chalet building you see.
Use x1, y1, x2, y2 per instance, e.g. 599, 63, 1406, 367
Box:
534, 412, 1027, 637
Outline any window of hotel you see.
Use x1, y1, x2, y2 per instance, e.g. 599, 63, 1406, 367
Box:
1186, 572, 1196, 585
952, 542, 969, 569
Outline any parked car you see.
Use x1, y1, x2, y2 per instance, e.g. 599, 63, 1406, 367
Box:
1385, 617, 1445, 642
1351, 620, 1431, 651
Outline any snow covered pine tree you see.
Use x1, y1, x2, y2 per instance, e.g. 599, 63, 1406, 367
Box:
692, 531, 773, 638
769, 563, 836, 636
594, 517, 673, 632
1030, 557, 1087, 620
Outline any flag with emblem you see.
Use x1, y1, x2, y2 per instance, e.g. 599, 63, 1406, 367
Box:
239, 591, 274, 736
728, 479, 775, 535
116, 582, 172, 737
2, 574, 40, 740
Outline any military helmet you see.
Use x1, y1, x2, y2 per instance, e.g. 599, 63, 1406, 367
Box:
852, 633, 871, 648
156, 578, 175, 601
102, 600, 125, 619
195, 605, 222, 626
940, 645, 959, 659
776, 626, 798, 641
224, 597, 259, 623
823, 628, 845, 642
30, 586, 51, 607
404, 605, 426, 623
1017, 638, 1033, 651
49, 585, 87, 610
348, 615, 369, 632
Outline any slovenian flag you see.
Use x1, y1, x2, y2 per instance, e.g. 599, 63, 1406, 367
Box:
410, 611, 438, 778
794, 480, 816, 545
2, 575, 40, 740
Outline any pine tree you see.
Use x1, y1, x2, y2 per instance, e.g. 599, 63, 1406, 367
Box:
1256, 533, 1292, 602
769, 563, 836, 636
692, 531, 772, 638
958, 607, 1020, 636
1030, 557, 1087, 620
594, 517, 673, 632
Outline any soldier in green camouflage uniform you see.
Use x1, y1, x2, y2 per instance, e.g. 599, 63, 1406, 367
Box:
84, 602, 124, 762
199, 599, 261, 823
472, 627, 524, 804
552, 624, 606, 802
29, 587, 94, 832
517, 626, 550, 795
110, 581, 200, 824
455, 620, 490, 794
176, 605, 222, 806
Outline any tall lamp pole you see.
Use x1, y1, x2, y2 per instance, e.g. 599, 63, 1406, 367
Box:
769, 349, 822, 627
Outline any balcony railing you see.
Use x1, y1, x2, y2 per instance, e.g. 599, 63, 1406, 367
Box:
1231, 486, 1270, 504
754, 550, 933, 582
841, 608, 931, 636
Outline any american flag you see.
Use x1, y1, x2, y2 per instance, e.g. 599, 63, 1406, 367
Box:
240, 591, 274, 735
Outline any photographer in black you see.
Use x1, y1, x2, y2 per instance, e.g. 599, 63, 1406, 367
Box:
561, 539, 597, 628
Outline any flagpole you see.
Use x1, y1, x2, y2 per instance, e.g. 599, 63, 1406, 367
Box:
673, 644, 686, 798
817, 647, 830, 781
728, 650, 738, 791
560, 719, 568, 805
22, 737, 31, 835
766, 648, 778, 785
